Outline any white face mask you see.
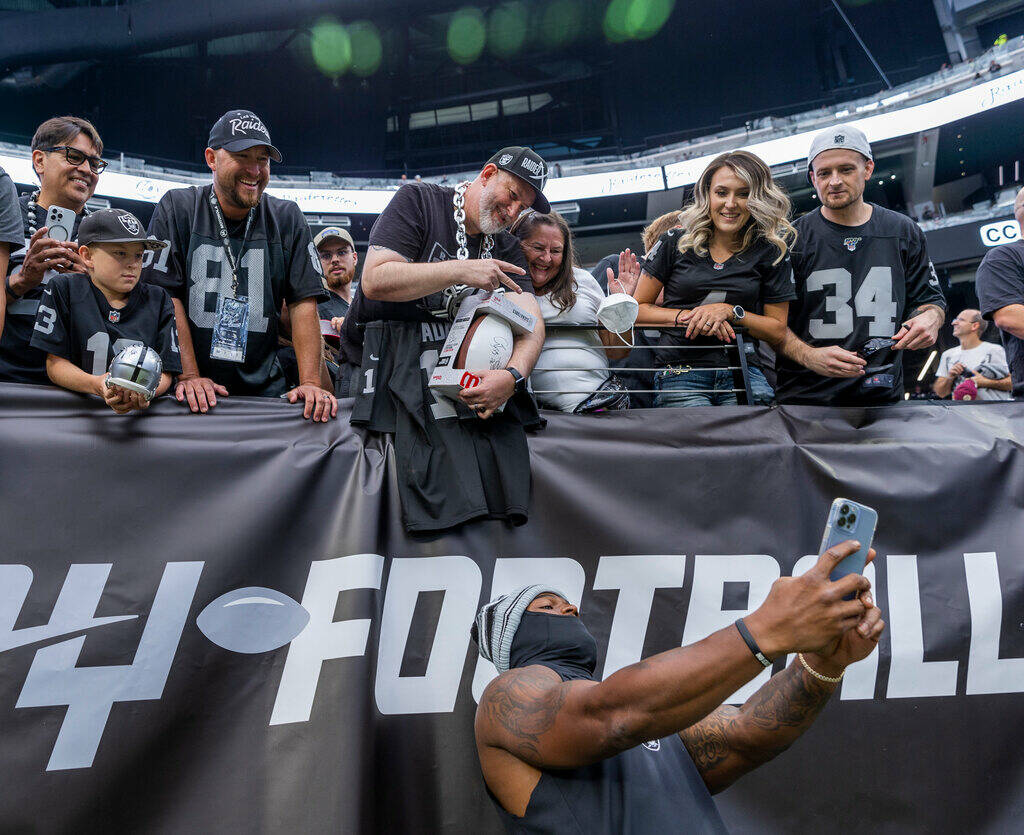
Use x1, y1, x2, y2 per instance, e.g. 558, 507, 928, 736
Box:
597, 293, 638, 347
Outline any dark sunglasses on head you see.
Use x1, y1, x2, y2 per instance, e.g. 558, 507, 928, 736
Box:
42, 145, 108, 174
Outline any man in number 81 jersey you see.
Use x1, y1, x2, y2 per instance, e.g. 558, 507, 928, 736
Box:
142, 110, 335, 421
776, 125, 946, 405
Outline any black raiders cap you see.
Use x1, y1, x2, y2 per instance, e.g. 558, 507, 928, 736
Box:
208, 109, 283, 163
78, 209, 167, 250
487, 146, 550, 213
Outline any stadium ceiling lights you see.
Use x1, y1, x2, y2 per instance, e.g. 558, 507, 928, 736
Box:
665, 67, 1024, 189
3, 67, 1024, 212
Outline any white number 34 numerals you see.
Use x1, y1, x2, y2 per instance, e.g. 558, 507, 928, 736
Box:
807, 266, 897, 339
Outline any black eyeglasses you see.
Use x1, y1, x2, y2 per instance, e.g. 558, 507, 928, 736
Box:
42, 146, 108, 174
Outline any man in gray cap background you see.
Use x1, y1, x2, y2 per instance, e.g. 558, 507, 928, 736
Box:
776, 124, 946, 405
314, 225, 357, 334
473, 542, 884, 832
142, 109, 337, 421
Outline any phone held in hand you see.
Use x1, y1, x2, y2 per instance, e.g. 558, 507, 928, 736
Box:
819, 498, 877, 587
45, 205, 76, 243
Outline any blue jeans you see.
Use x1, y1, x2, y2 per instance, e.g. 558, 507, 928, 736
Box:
653, 365, 774, 407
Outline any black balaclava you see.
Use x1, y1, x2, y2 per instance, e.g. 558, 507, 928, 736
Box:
508, 611, 598, 681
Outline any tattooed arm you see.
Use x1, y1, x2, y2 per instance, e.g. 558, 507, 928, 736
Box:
475, 543, 875, 773
679, 657, 838, 794
681, 601, 886, 794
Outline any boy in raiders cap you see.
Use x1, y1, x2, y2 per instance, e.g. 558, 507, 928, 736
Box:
30, 208, 180, 414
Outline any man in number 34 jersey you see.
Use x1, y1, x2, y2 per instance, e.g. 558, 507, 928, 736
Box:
776, 125, 946, 405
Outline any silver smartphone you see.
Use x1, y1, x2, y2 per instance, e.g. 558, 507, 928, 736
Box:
45, 205, 76, 242
819, 498, 877, 586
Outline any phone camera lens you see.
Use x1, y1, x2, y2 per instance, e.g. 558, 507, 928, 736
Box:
848, 513, 857, 525
840, 504, 850, 515
838, 515, 848, 527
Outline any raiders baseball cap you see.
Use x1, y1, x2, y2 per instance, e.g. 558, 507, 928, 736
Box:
807, 125, 873, 174
78, 208, 167, 251
208, 109, 283, 163
314, 226, 355, 249
487, 146, 551, 213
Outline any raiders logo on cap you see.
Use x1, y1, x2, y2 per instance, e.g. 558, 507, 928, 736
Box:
486, 146, 551, 213
208, 109, 283, 163
834, 134, 845, 144
118, 213, 141, 235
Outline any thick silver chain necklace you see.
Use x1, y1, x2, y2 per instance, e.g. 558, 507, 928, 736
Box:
453, 181, 493, 261
437, 182, 495, 319
26, 189, 88, 237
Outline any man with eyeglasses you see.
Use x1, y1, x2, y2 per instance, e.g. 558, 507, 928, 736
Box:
932, 309, 1011, 400
1, 116, 106, 383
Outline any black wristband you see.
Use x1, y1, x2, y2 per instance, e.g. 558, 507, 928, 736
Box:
5, 274, 23, 300
734, 618, 772, 668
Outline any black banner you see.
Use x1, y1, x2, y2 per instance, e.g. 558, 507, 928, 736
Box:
2, 383, 1023, 833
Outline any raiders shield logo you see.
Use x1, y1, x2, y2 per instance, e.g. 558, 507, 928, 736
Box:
118, 213, 141, 235
498, 153, 514, 166
108, 310, 121, 323
642, 740, 661, 751
844, 237, 862, 251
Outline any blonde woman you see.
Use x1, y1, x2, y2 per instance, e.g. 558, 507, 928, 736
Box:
634, 150, 796, 406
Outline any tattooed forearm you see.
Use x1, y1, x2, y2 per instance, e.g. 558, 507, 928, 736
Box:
744, 660, 836, 738
368, 245, 412, 262
679, 705, 740, 774
680, 661, 838, 793
481, 667, 567, 759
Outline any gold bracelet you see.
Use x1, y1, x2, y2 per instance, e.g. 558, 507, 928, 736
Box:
798, 653, 844, 684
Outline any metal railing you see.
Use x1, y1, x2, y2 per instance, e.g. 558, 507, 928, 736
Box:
541, 324, 757, 405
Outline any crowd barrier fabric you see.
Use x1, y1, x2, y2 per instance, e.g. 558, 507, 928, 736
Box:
1, 383, 1023, 834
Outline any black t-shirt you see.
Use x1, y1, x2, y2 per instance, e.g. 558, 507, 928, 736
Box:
0, 196, 87, 384
29, 274, 181, 376
318, 290, 350, 322
976, 240, 1024, 398
142, 184, 326, 395
776, 205, 946, 405
641, 228, 796, 368
340, 182, 530, 365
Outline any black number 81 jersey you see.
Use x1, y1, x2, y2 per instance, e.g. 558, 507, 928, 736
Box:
776, 204, 946, 405
141, 184, 326, 395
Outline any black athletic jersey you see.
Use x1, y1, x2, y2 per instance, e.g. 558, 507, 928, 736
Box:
351, 319, 542, 532
142, 184, 326, 395
489, 732, 727, 835
642, 228, 796, 368
777, 205, 946, 405
976, 240, 1024, 398
0, 196, 87, 384
318, 289, 350, 322
340, 182, 530, 365
29, 273, 181, 376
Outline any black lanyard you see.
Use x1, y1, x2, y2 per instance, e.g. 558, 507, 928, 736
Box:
208, 191, 255, 297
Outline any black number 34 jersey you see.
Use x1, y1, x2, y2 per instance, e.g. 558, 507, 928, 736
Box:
29, 274, 181, 376
141, 184, 326, 395
776, 205, 946, 405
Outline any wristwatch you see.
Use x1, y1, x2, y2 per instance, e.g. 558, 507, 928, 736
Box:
505, 366, 526, 393
731, 305, 745, 322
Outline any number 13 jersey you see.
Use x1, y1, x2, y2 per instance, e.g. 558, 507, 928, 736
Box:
776, 204, 945, 405
142, 184, 326, 395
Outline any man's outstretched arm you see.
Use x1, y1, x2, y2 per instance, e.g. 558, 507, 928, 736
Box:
681, 599, 885, 794
476, 543, 875, 771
